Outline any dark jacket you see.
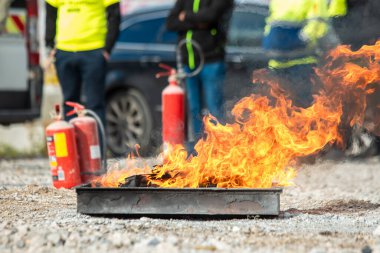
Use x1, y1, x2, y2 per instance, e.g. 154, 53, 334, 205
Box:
166, 0, 234, 66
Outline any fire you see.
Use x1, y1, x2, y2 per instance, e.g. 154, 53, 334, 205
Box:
91, 167, 151, 187
94, 41, 380, 188
316, 41, 380, 131
91, 148, 152, 187
149, 95, 341, 188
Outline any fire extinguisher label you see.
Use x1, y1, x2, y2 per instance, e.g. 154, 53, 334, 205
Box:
57, 167, 65, 181
54, 133, 68, 158
46, 136, 57, 167
90, 145, 101, 159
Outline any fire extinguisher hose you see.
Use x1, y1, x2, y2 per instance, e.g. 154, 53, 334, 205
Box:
176, 38, 205, 81
84, 109, 108, 173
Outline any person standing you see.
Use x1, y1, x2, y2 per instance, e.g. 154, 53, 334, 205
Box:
45, 0, 121, 126
263, 0, 330, 108
166, 0, 234, 142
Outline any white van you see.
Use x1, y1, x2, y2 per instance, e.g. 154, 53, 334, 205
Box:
0, 0, 43, 125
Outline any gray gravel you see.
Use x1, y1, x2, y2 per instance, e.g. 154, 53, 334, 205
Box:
0, 158, 380, 253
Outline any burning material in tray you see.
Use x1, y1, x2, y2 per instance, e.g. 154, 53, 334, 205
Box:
94, 172, 222, 188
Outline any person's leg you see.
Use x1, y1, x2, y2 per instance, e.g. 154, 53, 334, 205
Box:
54, 50, 82, 120
79, 49, 107, 126
200, 61, 225, 122
290, 64, 315, 108
185, 69, 202, 141
276, 64, 315, 108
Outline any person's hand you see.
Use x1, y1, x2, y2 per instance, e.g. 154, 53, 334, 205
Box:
103, 51, 110, 61
179, 11, 186, 22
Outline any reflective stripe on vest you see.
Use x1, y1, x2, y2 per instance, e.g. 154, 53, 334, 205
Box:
268, 56, 317, 69
186, 0, 200, 69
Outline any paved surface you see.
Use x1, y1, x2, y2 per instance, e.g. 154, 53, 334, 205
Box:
0, 158, 380, 253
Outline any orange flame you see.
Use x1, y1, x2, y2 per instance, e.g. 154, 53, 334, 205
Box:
316, 41, 380, 130
94, 41, 380, 189
91, 144, 151, 187
149, 94, 341, 188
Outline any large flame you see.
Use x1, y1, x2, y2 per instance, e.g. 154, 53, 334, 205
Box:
94, 41, 380, 188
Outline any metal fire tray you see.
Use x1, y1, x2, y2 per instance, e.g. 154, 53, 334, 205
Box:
76, 184, 282, 218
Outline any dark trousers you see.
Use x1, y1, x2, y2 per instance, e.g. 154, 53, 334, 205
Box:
271, 64, 317, 108
54, 49, 107, 126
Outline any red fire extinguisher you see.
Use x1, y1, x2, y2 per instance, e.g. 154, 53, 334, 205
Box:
46, 105, 81, 189
46, 103, 107, 189
66, 102, 103, 184
156, 64, 185, 152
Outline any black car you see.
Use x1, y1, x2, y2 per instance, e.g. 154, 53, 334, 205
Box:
105, 1, 270, 156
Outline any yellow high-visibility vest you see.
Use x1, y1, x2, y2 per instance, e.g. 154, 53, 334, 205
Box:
265, 0, 329, 69
328, 0, 347, 17
45, 0, 119, 52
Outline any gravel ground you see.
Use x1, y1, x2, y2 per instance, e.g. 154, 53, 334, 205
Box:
0, 158, 380, 253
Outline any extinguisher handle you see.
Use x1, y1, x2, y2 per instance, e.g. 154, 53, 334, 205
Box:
156, 63, 176, 79
158, 63, 173, 71
66, 101, 85, 117
66, 110, 77, 117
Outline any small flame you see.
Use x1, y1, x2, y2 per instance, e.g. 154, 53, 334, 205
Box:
91, 143, 151, 187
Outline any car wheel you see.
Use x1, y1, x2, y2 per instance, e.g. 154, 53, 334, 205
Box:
106, 89, 153, 157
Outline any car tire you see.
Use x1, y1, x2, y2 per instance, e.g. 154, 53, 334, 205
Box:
106, 89, 154, 157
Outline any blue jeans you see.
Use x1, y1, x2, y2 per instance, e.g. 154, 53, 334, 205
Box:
185, 61, 225, 141
263, 26, 306, 51
54, 49, 106, 126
